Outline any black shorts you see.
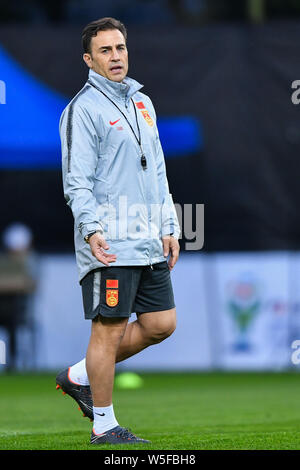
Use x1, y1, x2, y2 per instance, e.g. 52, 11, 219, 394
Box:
80, 261, 175, 320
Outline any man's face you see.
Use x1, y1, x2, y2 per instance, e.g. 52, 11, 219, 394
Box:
83, 29, 128, 82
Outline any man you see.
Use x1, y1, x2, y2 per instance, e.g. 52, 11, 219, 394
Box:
57, 17, 180, 445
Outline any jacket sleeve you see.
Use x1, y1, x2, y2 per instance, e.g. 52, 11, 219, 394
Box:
149, 101, 181, 240
60, 102, 104, 240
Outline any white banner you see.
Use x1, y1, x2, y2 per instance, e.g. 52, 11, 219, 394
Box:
1, 252, 299, 371
211, 252, 291, 370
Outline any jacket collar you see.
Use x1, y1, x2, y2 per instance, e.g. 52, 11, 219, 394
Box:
88, 69, 143, 102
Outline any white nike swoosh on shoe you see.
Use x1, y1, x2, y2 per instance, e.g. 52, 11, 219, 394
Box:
79, 399, 93, 410
91, 433, 106, 443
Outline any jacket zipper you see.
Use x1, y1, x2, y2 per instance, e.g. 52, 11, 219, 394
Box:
126, 98, 153, 267
90, 83, 153, 267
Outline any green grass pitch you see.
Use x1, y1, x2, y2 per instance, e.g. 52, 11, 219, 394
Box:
0, 372, 300, 450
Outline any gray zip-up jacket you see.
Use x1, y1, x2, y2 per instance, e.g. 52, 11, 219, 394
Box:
60, 69, 180, 282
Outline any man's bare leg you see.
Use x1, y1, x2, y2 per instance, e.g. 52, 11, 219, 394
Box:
116, 308, 177, 363
82, 313, 150, 443
69, 308, 177, 387
86, 314, 128, 406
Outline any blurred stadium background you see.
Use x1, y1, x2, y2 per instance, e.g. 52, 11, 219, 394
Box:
1, 0, 300, 377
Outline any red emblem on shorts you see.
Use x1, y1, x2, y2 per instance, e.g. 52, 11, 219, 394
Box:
106, 279, 119, 306
106, 279, 118, 288
106, 289, 118, 307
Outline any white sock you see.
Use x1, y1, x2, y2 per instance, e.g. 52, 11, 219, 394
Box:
93, 404, 119, 434
68, 359, 89, 386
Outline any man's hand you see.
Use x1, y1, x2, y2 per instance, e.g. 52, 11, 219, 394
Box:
88, 233, 117, 267
162, 235, 180, 271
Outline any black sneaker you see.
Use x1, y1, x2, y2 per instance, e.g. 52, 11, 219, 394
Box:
90, 425, 151, 445
55, 368, 93, 421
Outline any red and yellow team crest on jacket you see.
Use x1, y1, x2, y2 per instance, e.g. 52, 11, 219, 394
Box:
106, 279, 119, 307
135, 101, 154, 127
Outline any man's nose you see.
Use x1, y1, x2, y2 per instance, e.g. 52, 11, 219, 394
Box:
111, 48, 121, 61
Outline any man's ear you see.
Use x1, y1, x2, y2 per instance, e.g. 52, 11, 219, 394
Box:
83, 53, 92, 68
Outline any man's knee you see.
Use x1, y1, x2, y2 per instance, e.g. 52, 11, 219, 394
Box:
150, 320, 176, 344
140, 311, 177, 345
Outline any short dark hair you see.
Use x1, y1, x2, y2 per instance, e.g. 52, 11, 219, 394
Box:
82, 17, 127, 54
